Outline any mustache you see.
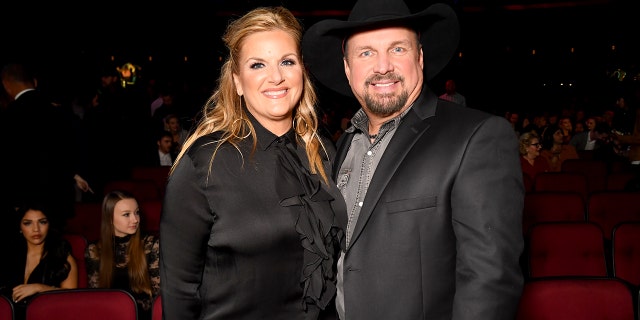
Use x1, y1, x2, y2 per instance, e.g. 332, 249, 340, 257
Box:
365, 73, 404, 86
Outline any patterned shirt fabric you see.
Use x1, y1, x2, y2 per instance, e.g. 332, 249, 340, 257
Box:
85, 234, 160, 320
335, 106, 410, 319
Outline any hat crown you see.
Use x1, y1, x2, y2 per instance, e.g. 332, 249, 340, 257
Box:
348, 0, 412, 22
302, 1, 459, 97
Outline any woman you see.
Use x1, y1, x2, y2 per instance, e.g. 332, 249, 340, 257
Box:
163, 113, 189, 154
558, 116, 574, 145
160, 6, 345, 320
520, 131, 551, 181
85, 190, 160, 320
0, 202, 78, 319
540, 125, 579, 172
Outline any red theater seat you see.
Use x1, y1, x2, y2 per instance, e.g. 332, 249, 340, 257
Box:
528, 222, 607, 278
25, 289, 137, 320
516, 277, 635, 320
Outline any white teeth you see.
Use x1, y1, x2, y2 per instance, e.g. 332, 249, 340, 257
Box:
374, 83, 394, 87
265, 90, 287, 96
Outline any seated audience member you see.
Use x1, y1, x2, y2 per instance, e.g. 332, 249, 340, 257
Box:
507, 111, 522, 136
521, 113, 548, 136
438, 79, 467, 107
570, 120, 611, 152
585, 116, 597, 132
145, 130, 174, 167
0, 201, 78, 319
163, 113, 189, 155
558, 116, 574, 145
519, 131, 551, 181
573, 121, 585, 133
540, 125, 579, 171
85, 190, 160, 320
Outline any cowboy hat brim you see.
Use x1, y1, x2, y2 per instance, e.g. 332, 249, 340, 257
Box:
302, 3, 459, 98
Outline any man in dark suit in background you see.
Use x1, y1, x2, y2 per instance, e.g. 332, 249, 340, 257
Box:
145, 130, 175, 167
0, 63, 76, 232
303, 0, 524, 319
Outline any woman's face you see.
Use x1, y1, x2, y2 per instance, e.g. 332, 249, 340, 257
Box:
553, 129, 564, 144
232, 29, 303, 135
20, 209, 49, 246
112, 198, 140, 237
527, 138, 542, 158
166, 117, 180, 132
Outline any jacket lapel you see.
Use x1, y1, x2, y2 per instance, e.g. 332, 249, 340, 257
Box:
345, 88, 438, 250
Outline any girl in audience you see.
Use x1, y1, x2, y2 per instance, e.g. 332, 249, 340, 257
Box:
85, 190, 159, 320
0, 201, 78, 319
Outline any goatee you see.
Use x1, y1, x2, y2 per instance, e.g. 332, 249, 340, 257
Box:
363, 73, 408, 117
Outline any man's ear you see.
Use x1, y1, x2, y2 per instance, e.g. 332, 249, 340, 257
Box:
343, 58, 351, 85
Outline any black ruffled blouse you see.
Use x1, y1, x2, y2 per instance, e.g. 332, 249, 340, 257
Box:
160, 112, 346, 320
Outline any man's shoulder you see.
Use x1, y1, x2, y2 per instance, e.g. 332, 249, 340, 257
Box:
435, 99, 489, 119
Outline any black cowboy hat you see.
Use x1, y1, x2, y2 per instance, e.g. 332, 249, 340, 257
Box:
302, 0, 459, 97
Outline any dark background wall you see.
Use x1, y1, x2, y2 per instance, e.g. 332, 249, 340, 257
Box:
1, 0, 637, 114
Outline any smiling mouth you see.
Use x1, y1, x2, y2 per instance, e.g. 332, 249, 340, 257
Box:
372, 82, 396, 87
264, 89, 288, 97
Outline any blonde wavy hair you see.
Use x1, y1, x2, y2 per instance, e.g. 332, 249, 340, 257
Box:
171, 6, 329, 184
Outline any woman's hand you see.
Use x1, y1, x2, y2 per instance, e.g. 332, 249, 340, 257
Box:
12, 283, 52, 302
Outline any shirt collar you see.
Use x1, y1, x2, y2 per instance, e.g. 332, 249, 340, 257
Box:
346, 105, 411, 137
245, 109, 297, 151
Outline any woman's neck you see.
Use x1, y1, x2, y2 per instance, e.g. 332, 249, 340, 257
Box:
27, 242, 45, 255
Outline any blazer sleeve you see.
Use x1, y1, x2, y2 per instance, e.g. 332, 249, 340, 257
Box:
160, 153, 214, 319
451, 115, 525, 320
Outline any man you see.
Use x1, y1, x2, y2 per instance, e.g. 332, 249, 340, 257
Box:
569, 118, 609, 152
439, 79, 467, 107
302, 0, 524, 319
149, 130, 175, 167
0, 63, 77, 231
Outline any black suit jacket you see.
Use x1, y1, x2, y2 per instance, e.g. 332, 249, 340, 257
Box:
1, 90, 76, 226
333, 87, 524, 320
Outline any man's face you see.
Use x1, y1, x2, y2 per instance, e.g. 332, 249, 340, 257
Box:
158, 136, 173, 154
586, 118, 596, 131
510, 113, 519, 124
343, 26, 423, 118
560, 118, 572, 131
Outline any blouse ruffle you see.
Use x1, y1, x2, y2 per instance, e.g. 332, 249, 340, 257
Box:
276, 137, 343, 312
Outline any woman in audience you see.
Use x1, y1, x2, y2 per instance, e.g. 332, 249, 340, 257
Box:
85, 190, 160, 320
0, 201, 78, 319
163, 113, 189, 155
558, 116, 574, 145
540, 124, 579, 172
520, 131, 551, 181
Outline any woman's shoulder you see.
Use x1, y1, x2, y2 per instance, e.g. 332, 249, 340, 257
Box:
142, 233, 158, 243
185, 132, 232, 158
